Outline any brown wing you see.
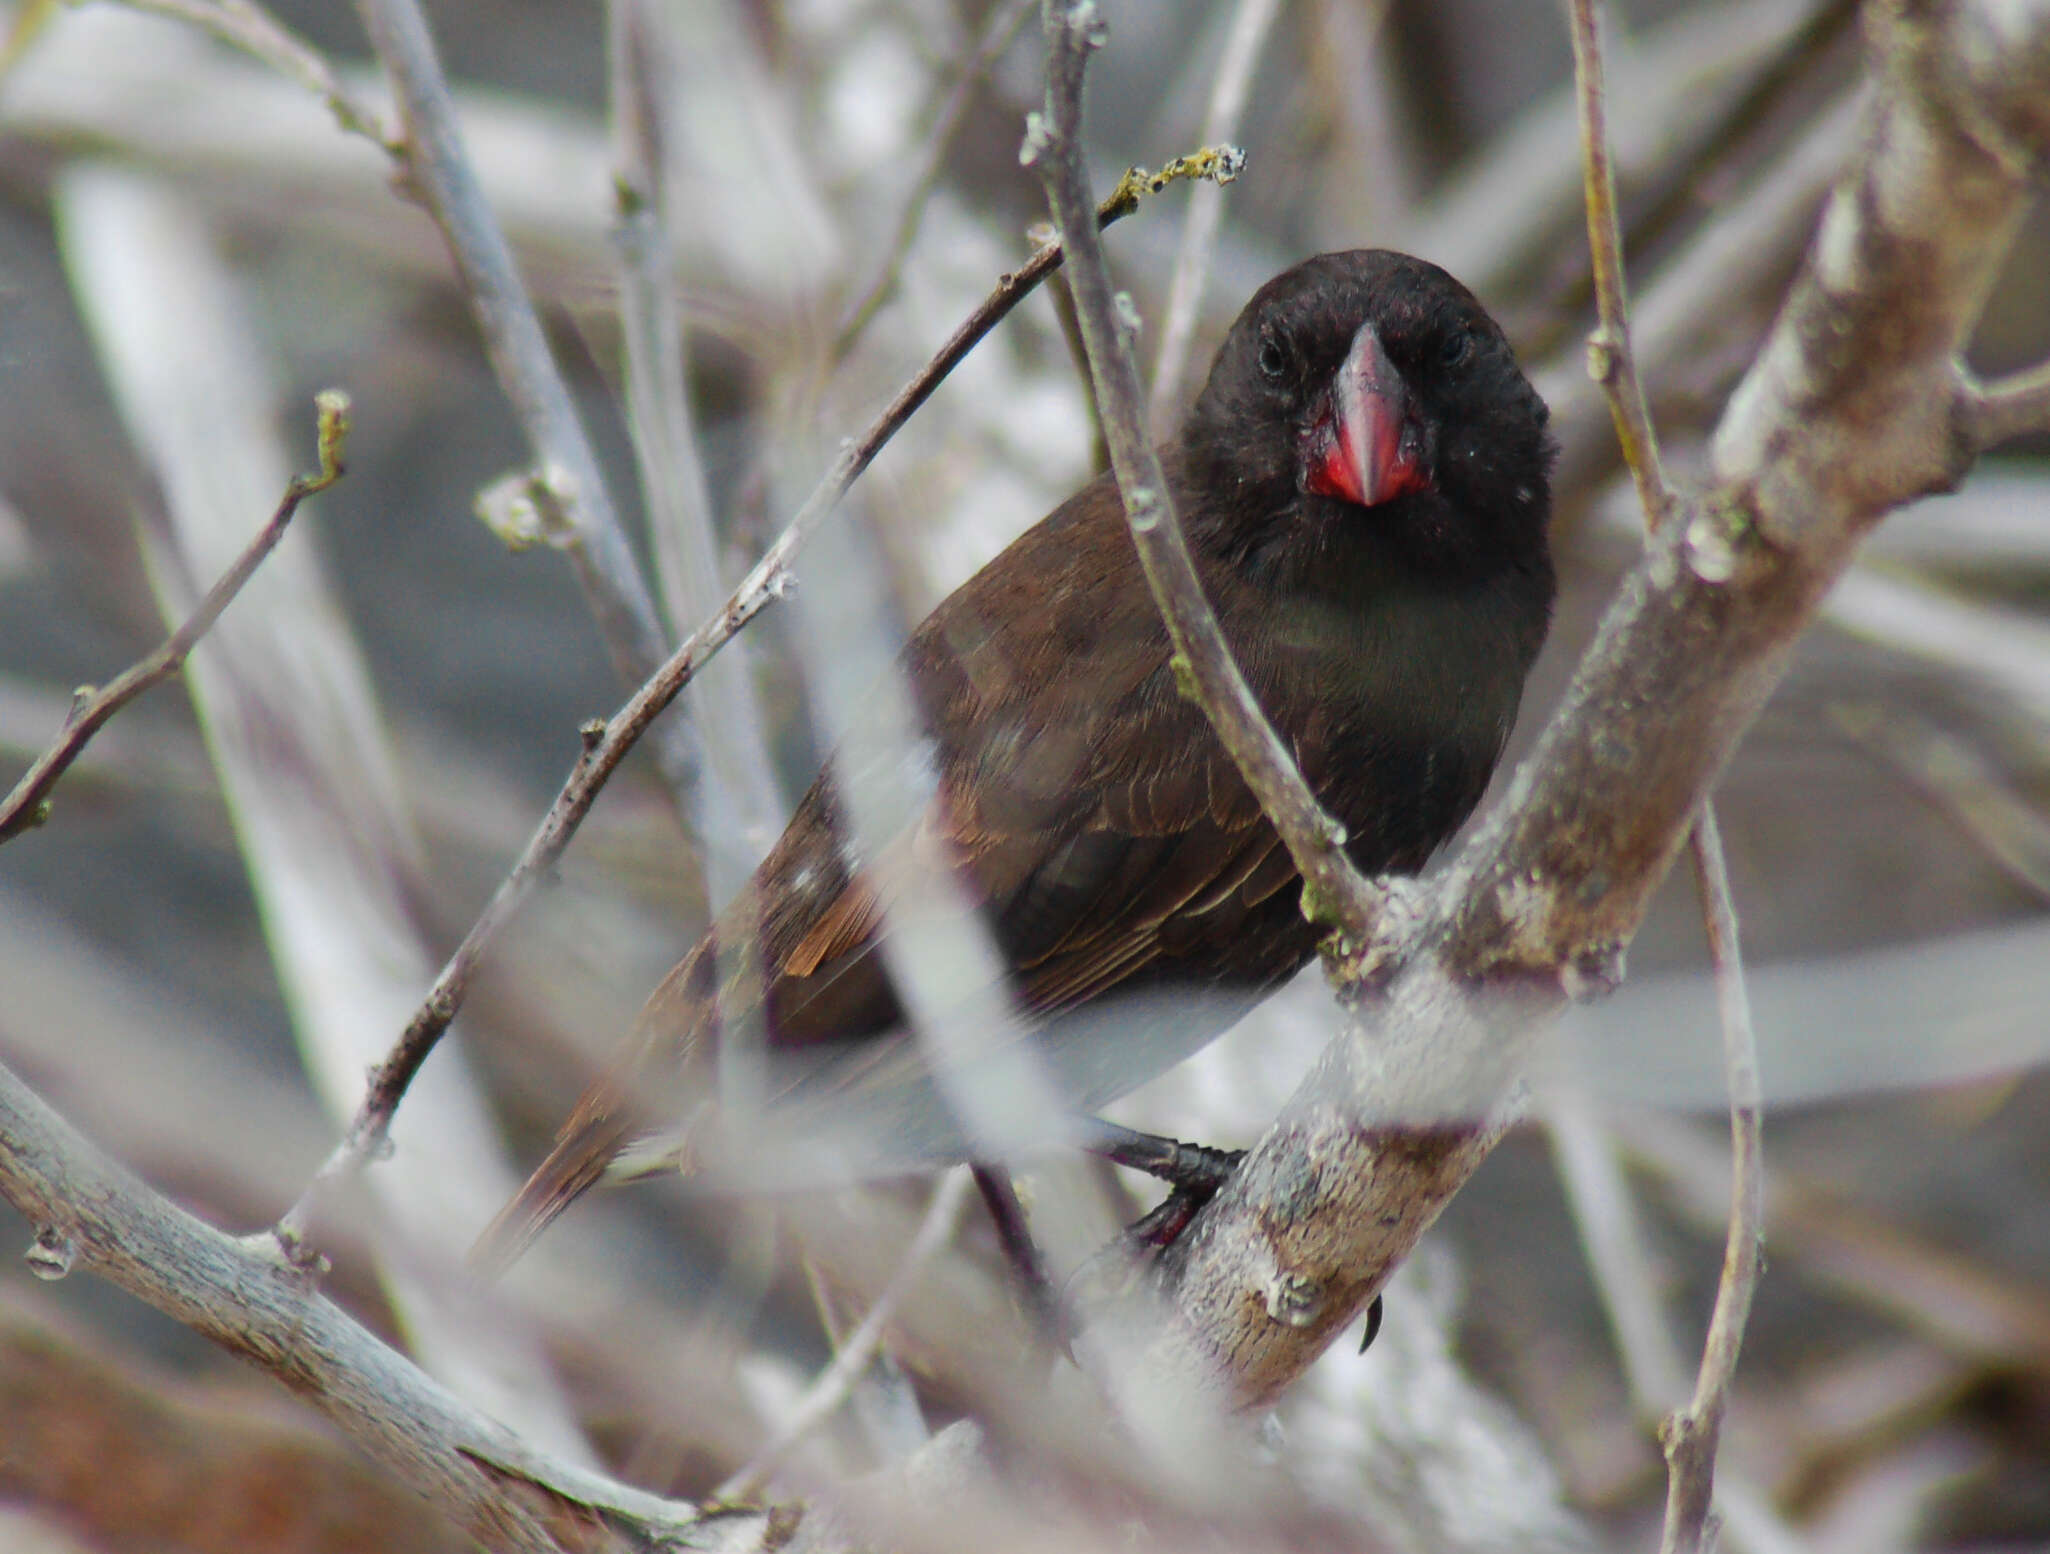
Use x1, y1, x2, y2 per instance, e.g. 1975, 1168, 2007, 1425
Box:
480, 473, 1308, 1261
759, 474, 1304, 1037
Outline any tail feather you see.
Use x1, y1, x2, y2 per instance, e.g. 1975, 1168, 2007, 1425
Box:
471, 1102, 632, 1276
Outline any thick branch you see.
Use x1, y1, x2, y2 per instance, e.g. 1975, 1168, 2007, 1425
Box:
0, 392, 347, 846
1153, 0, 2050, 1410
0, 1056, 751, 1554
1030, 0, 1382, 948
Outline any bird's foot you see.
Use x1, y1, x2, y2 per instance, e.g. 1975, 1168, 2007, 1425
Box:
1083, 1119, 1244, 1205
1076, 1120, 1387, 1352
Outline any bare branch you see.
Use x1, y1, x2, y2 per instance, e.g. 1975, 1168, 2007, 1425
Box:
0, 391, 348, 846
0, 1056, 751, 1554
1571, 9, 1772, 1542
112, 0, 394, 146
1029, 1, 1384, 949
1542, 1093, 1692, 1411
350, 0, 685, 750
1570, 0, 1672, 528
1658, 808, 1768, 1554
1147, 0, 1284, 439
829, 0, 1040, 368
607, 0, 784, 893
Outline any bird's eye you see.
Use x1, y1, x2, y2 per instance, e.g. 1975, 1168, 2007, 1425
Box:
1256, 333, 1290, 380
1441, 329, 1475, 367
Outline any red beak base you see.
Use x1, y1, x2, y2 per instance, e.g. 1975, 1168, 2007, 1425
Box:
1304, 323, 1426, 509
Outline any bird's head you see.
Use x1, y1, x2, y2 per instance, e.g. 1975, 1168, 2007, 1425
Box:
1183, 250, 1552, 581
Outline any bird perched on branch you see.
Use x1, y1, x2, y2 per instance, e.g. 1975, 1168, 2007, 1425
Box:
479, 249, 1554, 1270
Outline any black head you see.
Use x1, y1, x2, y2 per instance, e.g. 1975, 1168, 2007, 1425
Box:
1182, 250, 1553, 585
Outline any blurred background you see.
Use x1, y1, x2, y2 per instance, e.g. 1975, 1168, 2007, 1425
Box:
1, 0, 2048, 1549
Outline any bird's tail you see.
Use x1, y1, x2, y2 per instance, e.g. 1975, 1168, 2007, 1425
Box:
473, 943, 720, 1275
470, 1101, 633, 1276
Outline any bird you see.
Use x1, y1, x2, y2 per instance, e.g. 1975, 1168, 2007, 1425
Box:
477, 249, 1555, 1272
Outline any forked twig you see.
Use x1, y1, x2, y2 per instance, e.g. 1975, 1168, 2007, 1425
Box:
0, 392, 350, 846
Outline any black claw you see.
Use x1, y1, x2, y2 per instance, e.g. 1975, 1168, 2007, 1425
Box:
1084, 1119, 1244, 1197
1358, 1293, 1384, 1354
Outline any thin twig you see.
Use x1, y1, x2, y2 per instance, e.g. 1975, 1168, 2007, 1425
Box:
1029, 1, 1382, 948
1148, 0, 1284, 440
1528, 0, 1862, 357
1569, 0, 1672, 530
607, 0, 783, 890
0, 391, 349, 846
1542, 1098, 1803, 1554
274, 157, 1223, 1258
350, 0, 684, 742
828, 0, 1040, 368
273, 606, 753, 1259
113, 0, 394, 146
1571, 5, 1767, 1547
1661, 808, 1767, 1554
717, 1168, 972, 1502
1964, 358, 2050, 450
1541, 1092, 1691, 1412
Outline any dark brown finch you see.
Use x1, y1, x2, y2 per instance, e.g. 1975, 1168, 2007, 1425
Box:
480, 249, 1555, 1266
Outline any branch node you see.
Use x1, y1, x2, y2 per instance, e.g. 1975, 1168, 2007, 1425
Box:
1018, 110, 1052, 167
310, 387, 353, 484
24, 1225, 75, 1281
1682, 502, 1745, 585
1263, 1269, 1325, 1328
1112, 288, 1143, 343
1560, 940, 1627, 1003
1125, 482, 1160, 532
1059, 0, 1108, 52
1585, 331, 1619, 386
